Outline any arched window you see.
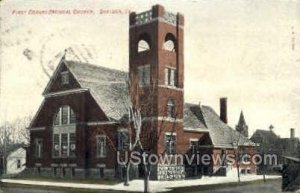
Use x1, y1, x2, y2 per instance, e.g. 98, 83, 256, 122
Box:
53, 105, 76, 126
138, 40, 150, 52
167, 98, 175, 118
137, 33, 151, 52
163, 33, 176, 52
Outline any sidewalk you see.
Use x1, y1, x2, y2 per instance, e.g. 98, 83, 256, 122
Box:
0, 174, 281, 192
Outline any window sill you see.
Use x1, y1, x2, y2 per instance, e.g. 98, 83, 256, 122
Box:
137, 50, 150, 54
165, 117, 177, 121
53, 123, 77, 127
158, 85, 183, 91
166, 85, 176, 88
52, 156, 76, 159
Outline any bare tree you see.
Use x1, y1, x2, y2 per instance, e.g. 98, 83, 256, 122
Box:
87, 76, 147, 189
121, 75, 159, 192
123, 101, 142, 186
128, 72, 181, 193
88, 72, 178, 193
0, 115, 31, 176
0, 116, 31, 147
255, 136, 266, 182
230, 130, 242, 183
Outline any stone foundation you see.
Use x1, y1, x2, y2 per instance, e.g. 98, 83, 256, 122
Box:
157, 164, 185, 180
23, 164, 188, 181
22, 167, 116, 179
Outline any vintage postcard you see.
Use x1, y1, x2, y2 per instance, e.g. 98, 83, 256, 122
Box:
0, 0, 299, 193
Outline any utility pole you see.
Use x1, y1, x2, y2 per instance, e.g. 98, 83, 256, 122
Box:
0, 14, 3, 177
1, 110, 7, 177
3, 124, 6, 176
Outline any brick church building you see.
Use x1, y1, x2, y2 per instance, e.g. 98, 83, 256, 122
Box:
26, 5, 256, 180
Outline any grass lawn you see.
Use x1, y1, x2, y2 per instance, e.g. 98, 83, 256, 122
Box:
0, 181, 129, 193
0, 176, 282, 193
9, 175, 121, 185
168, 177, 281, 193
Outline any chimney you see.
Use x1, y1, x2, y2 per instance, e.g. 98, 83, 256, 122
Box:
220, 97, 228, 124
290, 128, 295, 139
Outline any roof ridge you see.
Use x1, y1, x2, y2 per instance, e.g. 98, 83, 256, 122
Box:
256, 129, 274, 132
79, 80, 127, 84
184, 102, 198, 106
65, 60, 128, 74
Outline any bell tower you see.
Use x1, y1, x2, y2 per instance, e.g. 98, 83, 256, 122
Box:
129, 5, 186, 180
129, 4, 184, 123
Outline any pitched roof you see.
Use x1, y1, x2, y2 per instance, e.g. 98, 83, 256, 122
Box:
251, 129, 279, 142
237, 111, 246, 126
0, 143, 26, 156
183, 103, 207, 131
65, 60, 129, 121
184, 103, 255, 147
283, 156, 300, 163
65, 60, 127, 83
49, 60, 255, 147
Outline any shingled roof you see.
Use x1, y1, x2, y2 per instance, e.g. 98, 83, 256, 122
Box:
0, 143, 26, 156
65, 60, 127, 83
184, 103, 255, 148
63, 61, 129, 121
251, 129, 279, 142
53, 60, 254, 147
183, 103, 207, 131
